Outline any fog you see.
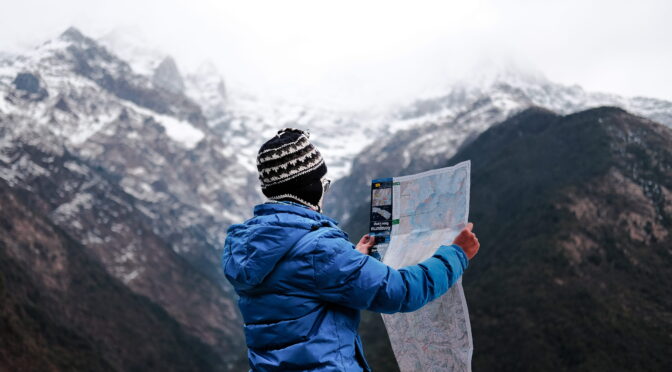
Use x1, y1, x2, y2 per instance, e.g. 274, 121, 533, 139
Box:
1, 0, 670, 109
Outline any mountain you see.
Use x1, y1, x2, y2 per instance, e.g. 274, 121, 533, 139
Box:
346, 106, 672, 371
97, 28, 672, 205
0, 136, 247, 369
325, 71, 672, 224
0, 27, 267, 282
453, 106, 672, 371
1, 27, 250, 369
0, 168, 228, 371
99, 29, 391, 179
1, 26, 259, 228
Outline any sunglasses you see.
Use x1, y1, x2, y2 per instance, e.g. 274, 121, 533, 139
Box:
321, 178, 332, 193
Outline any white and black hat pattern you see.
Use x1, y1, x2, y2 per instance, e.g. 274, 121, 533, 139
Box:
257, 128, 328, 208
257, 132, 324, 187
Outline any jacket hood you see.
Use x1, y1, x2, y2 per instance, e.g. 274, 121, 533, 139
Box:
222, 202, 339, 292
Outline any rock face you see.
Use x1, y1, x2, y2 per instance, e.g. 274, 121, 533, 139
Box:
452, 107, 672, 371
12, 72, 48, 101
0, 176, 229, 371
153, 56, 185, 94
345, 106, 672, 371
0, 139, 248, 370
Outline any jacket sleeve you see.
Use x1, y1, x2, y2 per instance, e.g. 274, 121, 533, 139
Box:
311, 229, 468, 313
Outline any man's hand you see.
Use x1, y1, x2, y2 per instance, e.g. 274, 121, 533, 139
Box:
356, 234, 375, 255
452, 222, 480, 260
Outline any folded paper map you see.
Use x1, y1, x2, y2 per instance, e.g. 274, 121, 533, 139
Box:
369, 161, 473, 372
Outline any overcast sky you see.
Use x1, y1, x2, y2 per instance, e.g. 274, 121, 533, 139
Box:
1, 0, 670, 109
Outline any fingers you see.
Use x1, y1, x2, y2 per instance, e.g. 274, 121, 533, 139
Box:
360, 234, 375, 247
464, 223, 476, 240
459, 230, 476, 241
365, 235, 374, 246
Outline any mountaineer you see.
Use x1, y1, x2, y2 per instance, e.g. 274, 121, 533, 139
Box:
222, 128, 479, 371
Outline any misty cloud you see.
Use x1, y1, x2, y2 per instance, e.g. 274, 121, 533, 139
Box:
1, 0, 670, 109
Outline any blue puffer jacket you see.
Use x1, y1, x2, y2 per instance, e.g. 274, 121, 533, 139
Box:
222, 202, 468, 372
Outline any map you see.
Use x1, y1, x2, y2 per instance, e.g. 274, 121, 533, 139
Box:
369, 161, 473, 372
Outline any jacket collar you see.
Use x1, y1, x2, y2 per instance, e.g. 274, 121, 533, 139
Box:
253, 201, 339, 226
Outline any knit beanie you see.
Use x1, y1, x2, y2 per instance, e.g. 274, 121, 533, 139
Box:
257, 128, 327, 210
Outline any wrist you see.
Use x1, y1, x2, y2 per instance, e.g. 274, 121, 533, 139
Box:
435, 244, 469, 270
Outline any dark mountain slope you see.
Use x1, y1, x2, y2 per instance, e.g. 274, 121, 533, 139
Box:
0, 139, 247, 369
0, 179, 224, 371
346, 106, 672, 371
451, 106, 672, 371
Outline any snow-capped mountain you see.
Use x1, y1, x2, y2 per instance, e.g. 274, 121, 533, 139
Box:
0, 27, 259, 231
182, 68, 387, 178
0, 27, 250, 368
205, 92, 382, 177
353, 106, 672, 371
5, 26, 672, 228
325, 69, 672, 223
182, 57, 672, 193
100, 29, 389, 179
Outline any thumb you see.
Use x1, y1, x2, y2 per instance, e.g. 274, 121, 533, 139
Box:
465, 222, 473, 232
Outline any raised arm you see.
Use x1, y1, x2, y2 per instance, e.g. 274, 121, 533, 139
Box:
312, 226, 478, 314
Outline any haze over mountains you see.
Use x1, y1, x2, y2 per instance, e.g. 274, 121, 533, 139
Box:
1, 27, 671, 371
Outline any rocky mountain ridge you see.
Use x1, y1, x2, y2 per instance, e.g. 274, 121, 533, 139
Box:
0, 145, 245, 370
326, 71, 672, 224
346, 106, 672, 371
0, 27, 259, 234
0, 128, 247, 368
454, 106, 672, 371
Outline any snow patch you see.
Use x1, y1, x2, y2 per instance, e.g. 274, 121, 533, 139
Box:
122, 101, 204, 149
201, 203, 216, 215
83, 231, 104, 245
63, 161, 88, 175
52, 193, 94, 220
122, 269, 141, 284
156, 114, 204, 149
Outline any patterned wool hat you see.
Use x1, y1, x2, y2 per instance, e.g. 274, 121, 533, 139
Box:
257, 128, 327, 209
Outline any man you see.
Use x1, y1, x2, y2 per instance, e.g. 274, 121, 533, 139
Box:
223, 128, 479, 371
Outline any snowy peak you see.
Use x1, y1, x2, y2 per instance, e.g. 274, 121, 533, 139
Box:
58, 26, 91, 44
0, 26, 260, 231
89, 27, 388, 178
153, 56, 185, 94
325, 66, 672, 223
391, 66, 672, 134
